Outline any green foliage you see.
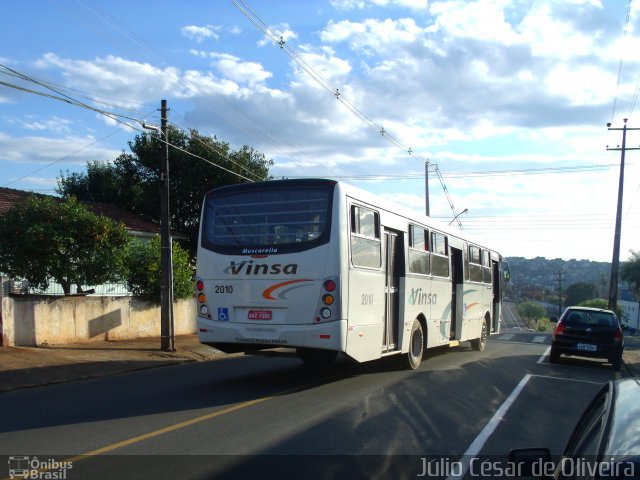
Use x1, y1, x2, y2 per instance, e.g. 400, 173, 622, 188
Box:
564, 282, 597, 307
536, 317, 552, 332
0, 196, 130, 295
518, 301, 546, 322
578, 298, 623, 320
578, 298, 608, 309
621, 250, 640, 298
125, 236, 194, 303
58, 127, 273, 255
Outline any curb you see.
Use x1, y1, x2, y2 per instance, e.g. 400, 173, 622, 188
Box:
0, 358, 194, 394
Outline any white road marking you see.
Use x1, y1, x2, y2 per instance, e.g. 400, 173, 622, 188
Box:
537, 346, 550, 364
532, 336, 546, 344
446, 374, 532, 480
447, 373, 601, 480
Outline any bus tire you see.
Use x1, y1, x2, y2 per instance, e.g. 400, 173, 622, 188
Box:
404, 319, 424, 370
297, 348, 337, 368
471, 320, 488, 352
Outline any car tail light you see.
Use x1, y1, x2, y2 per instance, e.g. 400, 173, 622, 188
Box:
196, 280, 204, 291
614, 328, 623, 342
553, 322, 566, 339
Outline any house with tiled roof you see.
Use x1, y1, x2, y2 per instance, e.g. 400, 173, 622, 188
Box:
0, 187, 167, 295
0, 186, 163, 238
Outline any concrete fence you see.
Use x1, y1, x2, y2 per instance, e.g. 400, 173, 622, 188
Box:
1, 294, 196, 347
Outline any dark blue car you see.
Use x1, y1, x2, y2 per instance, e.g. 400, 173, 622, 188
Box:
550, 307, 624, 371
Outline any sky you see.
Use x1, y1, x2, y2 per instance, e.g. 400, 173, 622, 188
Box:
1, 0, 639, 263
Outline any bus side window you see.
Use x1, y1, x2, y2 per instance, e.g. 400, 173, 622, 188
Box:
431, 232, 449, 277
482, 250, 492, 284
409, 224, 430, 275
469, 245, 483, 283
463, 242, 470, 281
351, 205, 381, 268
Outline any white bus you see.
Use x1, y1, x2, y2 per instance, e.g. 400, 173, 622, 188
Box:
196, 179, 507, 369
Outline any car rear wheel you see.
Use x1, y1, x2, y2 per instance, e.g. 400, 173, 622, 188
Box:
611, 355, 622, 372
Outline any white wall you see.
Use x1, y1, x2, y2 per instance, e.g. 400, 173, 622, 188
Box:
1, 294, 196, 346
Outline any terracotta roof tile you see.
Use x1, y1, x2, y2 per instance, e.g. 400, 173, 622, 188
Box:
0, 187, 161, 234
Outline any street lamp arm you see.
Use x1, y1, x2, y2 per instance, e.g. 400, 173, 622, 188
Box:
449, 208, 469, 226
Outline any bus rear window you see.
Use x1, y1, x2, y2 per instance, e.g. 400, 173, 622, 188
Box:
202, 186, 332, 253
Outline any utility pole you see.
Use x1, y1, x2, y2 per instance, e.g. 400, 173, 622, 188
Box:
160, 100, 175, 352
425, 161, 430, 217
606, 119, 640, 312
556, 270, 565, 318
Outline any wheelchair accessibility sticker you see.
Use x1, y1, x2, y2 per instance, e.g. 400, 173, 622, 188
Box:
217, 307, 229, 321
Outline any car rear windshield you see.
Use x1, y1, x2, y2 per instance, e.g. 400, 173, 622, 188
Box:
563, 311, 617, 327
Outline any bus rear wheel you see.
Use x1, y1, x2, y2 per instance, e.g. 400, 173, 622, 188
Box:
297, 348, 337, 368
404, 319, 424, 370
471, 320, 488, 351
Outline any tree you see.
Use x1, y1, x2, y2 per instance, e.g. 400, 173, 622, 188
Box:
58, 127, 273, 254
564, 282, 597, 307
125, 236, 194, 303
518, 301, 546, 327
621, 250, 640, 299
0, 196, 130, 295
578, 298, 623, 321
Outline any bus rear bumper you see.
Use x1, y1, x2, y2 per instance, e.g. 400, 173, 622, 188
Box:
197, 317, 347, 352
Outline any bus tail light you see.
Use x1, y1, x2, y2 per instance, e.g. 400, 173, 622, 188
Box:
315, 277, 339, 323
324, 280, 336, 292
196, 277, 211, 319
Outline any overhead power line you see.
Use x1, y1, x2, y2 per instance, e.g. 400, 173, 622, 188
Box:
231, 0, 465, 227
0, 66, 261, 184
611, 0, 634, 123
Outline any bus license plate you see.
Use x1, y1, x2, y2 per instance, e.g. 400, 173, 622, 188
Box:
577, 343, 597, 352
248, 310, 272, 321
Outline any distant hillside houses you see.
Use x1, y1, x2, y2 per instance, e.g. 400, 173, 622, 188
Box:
505, 256, 611, 297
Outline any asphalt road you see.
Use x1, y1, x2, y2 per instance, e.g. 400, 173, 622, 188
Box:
0, 333, 619, 480
501, 301, 527, 332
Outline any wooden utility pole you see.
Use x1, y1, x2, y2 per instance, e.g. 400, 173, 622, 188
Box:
556, 270, 565, 318
425, 161, 430, 217
160, 100, 175, 352
606, 119, 639, 312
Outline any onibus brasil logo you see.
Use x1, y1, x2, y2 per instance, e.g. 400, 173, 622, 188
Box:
8, 456, 72, 479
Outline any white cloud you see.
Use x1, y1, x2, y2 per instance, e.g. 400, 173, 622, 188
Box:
321, 17, 424, 55
16, 116, 73, 134
429, 0, 519, 44
181, 25, 219, 43
33, 53, 185, 104
208, 53, 272, 86
0, 132, 119, 165
257, 23, 298, 47
330, 0, 428, 9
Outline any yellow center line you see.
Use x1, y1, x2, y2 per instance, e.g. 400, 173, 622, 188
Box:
2, 394, 274, 480
70, 395, 273, 460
